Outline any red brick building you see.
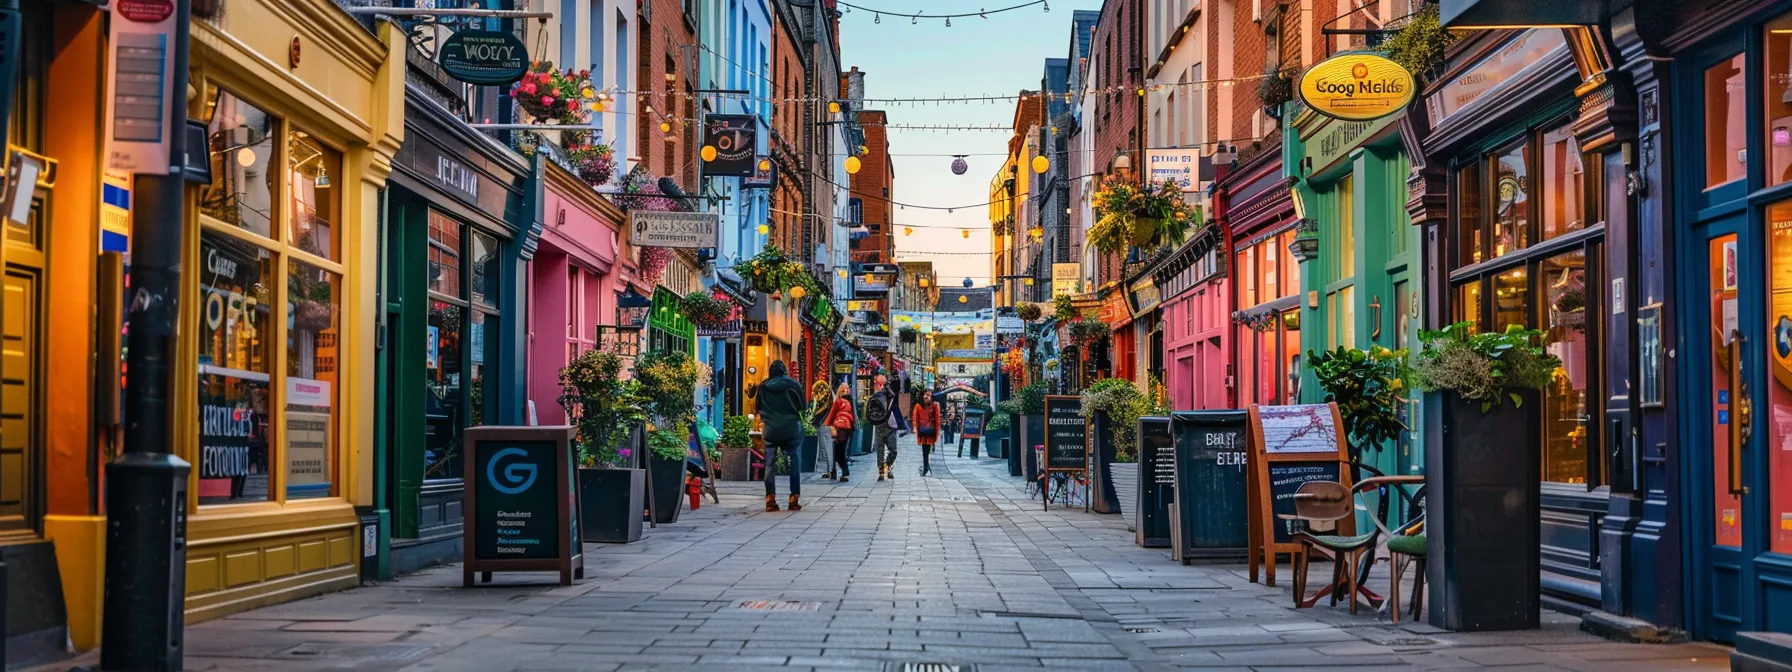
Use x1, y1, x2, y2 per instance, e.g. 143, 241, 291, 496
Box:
637, 0, 699, 191
771, 4, 806, 254
1089, 0, 1141, 287
849, 109, 892, 265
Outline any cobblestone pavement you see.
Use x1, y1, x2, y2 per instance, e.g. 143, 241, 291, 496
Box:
140, 435, 1726, 671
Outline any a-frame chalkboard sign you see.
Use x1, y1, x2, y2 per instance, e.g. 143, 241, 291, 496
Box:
462, 425, 585, 587
1245, 403, 1354, 587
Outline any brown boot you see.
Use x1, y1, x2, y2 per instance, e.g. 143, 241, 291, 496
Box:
788, 494, 802, 512
765, 494, 781, 512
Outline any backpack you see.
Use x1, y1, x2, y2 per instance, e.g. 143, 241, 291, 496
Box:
865, 390, 892, 424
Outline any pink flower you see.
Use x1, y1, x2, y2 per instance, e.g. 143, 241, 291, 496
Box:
520, 82, 537, 95
540, 96, 554, 107
567, 99, 578, 111
619, 448, 632, 458
579, 69, 590, 78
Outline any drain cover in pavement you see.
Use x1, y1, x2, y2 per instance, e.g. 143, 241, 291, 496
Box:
1354, 627, 1439, 647
736, 600, 821, 611
885, 664, 967, 672
1124, 626, 1161, 634
273, 643, 434, 662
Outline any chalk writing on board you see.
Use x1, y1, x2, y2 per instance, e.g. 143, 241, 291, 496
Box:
1267, 462, 1343, 543
1257, 404, 1339, 454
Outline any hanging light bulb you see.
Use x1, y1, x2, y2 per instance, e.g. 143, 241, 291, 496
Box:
829, 101, 841, 114
944, 16, 951, 26
951, 156, 968, 175
911, 14, 917, 24
904, 227, 913, 236
962, 230, 970, 239
875, 12, 880, 23
1032, 155, 1049, 173
959, 295, 969, 304
757, 224, 769, 235
702, 145, 718, 162
758, 158, 771, 172
919, 278, 930, 288
660, 121, 671, 132
845, 156, 862, 174
838, 269, 848, 278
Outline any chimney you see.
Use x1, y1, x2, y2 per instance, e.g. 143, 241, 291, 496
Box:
846, 67, 866, 105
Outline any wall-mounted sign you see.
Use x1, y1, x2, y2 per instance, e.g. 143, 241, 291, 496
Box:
105, 0, 179, 173
1052, 263, 1082, 298
1147, 149, 1203, 192
937, 349, 996, 362
1426, 29, 1568, 127
629, 211, 719, 249
1297, 52, 1415, 121
744, 155, 775, 189
702, 114, 757, 177
996, 314, 1024, 334
438, 30, 529, 86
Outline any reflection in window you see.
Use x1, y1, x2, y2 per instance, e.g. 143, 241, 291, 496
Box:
197, 232, 274, 505
1768, 15, 1792, 187
1458, 161, 1483, 265
1541, 251, 1591, 483
471, 230, 499, 308
1455, 280, 1482, 325
428, 211, 462, 298
286, 260, 339, 499
1765, 200, 1792, 551
288, 130, 342, 260
1707, 53, 1747, 189
470, 311, 495, 427
1339, 176, 1356, 278
1541, 124, 1585, 240
1493, 267, 1529, 331
201, 91, 277, 238
1493, 142, 1530, 257
426, 300, 465, 480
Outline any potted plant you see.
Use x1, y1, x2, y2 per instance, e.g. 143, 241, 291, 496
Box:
1081, 378, 1142, 515
719, 414, 754, 481
1053, 294, 1079, 321
1381, 2, 1455, 85
1411, 322, 1560, 631
560, 347, 648, 543
1018, 382, 1048, 481
680, 291, 735, 329
634, 348, 702, 523
1309, 344, 1412, 463
738, 244, 824, 299
1069, 318, 1112, 348
997, 398, 1024, 476
800, 414, 819, 474
564, 141, 615, 187
1258, 67, 1293, 116
1016, 302, 1044, 323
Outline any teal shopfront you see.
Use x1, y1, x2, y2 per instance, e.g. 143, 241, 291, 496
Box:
375, 80, 540, 576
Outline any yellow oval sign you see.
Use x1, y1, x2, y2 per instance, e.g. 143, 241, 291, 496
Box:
1298, 52, 1415, 121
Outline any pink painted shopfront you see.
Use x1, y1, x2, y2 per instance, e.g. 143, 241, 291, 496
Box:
527, 163, 629, 424
1221, 149, 1301, 409
1160, 231, 1229, 411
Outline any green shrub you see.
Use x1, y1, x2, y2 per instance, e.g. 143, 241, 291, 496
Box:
1412, 322, 1561, 411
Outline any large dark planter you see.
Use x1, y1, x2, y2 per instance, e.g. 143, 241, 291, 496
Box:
1089, 412, 1121, 514
720, 444, 752, 481
857, 424, 873, 455
578, 467, 644, 543
647, 455, 684, 524
1022, 414, 1045, 482
801, 435, 819, 473
983, 426, 1007, 458
1007, 412, 1024, 477
1425, 390, 1540, 631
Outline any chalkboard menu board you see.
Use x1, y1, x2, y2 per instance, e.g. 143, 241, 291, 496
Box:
1169, 411, 1250, 564
963, 408, 985, 439
1043, 396, 1087, 471
463, 426, 585, 587
1135, 417, 1174, 549
1245, 404, 1351, 587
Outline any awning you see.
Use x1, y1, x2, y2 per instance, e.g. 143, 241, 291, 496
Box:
713, 269, 756, 306
1440, 0, 1625, 27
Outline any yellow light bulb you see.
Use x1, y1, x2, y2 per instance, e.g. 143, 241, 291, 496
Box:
838, 269, 848, 278
962, 230, 970, 239
904, 227, 913, 236
660, 122, 671, 132
845, 156, 862, 174
758, 158, 771, 172
757, 224, 770, 235
829, 101, 841, 114
919, 278, 929, 288
1032, 156, 1049, 174
701, 145, 718, 162
959, 295, 968, 303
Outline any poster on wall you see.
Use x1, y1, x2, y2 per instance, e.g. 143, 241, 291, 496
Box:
285, 377, 332, 498
427, 326, 441, 369
1147, 149, 1202, 192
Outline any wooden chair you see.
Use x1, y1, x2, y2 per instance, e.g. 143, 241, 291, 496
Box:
1385, 513, 1426, 623
1283, 481, 1376, 613
1352, 477, 1425, 622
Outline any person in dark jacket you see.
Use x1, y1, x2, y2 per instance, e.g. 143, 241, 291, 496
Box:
756, 360, 807, 512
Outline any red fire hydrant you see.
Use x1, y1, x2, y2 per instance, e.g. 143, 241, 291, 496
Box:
686, 475, 703, 511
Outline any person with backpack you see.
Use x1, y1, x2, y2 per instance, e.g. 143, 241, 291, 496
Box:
756, 360, 807, 512
912, 392, 941, 476
822, 382, 854, 482
866, 374, 899, 481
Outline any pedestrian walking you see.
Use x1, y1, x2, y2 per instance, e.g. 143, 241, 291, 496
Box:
824, 382, 855, 482
810, 380, 834, 475
913, 393, 940, 476
866, 374, 899, 482
756, 360, 806, 512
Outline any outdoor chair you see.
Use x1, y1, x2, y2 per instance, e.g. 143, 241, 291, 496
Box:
1385, 513, 1426, 623
1283, 481, 1374, 613
1352, 477, 1425, 622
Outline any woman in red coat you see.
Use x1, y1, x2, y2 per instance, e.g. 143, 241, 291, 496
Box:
912, 392, 941, 476
824, 383, 856, 482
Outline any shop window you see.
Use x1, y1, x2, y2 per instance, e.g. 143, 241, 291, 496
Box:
1457, 161, 1483, 266
288, 130, 342, 260
1454, 280, 1482, 326
1767, 14, 1792, 187
1241, 245, 1257, 307
201, 91, 277, 239
1710, 232, 1743, 548
1493, 266, 1529, 330
1493, 141, 1530, 257
197, 232, 274, 505
428, 212, 462, 297
1541, 125, 1586, 241
1260, 240, 1279, 301
285, 260, 339, 499
1706, 53, 1748, 190
1339, 286, 1356, 350
1540, 250, 1592, 484
471, 230, 500, 308
426, 299, 465, 479
1280, 230, 1298, 297
1765, 200, 1792, 551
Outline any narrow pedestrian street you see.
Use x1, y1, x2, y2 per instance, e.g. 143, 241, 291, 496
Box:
120, 436, 1726, 672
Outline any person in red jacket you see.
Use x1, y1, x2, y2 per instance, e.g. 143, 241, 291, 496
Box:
912, 392, 941, 476
824, 383, 856, 482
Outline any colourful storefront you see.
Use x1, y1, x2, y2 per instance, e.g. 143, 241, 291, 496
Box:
180, 0, 404, 622
1157, 229, 1227, 411
1221, 145, 1300, 413
529, 158, 626, 426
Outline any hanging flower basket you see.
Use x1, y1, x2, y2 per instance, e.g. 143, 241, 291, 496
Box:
680, 291, 734, 328
511, 63, 599, 125
565, 142, 616, 187
638, 247, 670, 284
737, 244, 823, 300
1090, 176, 1195, 254
1069, 318, 1111, 347
1016, 303, 1043, 322
1130, 217, 1160, 247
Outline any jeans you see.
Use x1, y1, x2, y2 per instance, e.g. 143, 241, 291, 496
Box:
816, 429, 832, 472
763, 436, 801, 497
873, 425, 899, 470
831, 429, 852, 476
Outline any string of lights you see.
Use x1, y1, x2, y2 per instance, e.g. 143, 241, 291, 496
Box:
603, 70, 1283, 107
836, 0, 1048, 26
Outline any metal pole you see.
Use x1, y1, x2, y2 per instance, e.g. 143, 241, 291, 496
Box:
102, 0, 193, 667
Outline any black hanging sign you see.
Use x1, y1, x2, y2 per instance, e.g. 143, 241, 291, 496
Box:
702, 114, 756, 177
438, 30, 529, 86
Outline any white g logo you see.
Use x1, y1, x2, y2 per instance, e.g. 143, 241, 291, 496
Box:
487, 447, 538, 495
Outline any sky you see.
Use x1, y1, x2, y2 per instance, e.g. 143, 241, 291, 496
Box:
838, 0, 1103, 287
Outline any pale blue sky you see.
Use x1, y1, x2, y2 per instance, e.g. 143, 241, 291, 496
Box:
838, 0, 1103, 286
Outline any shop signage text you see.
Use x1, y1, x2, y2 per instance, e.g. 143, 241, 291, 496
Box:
105, 0, 179, 173
438, 30, 529, 86
1052, 263, 1082, 298
1298, 52, 1415, 122
629, 211, 719, 249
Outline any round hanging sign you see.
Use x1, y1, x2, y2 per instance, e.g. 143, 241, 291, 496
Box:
1297, 52, 1415, 121
438, 29, 530, 86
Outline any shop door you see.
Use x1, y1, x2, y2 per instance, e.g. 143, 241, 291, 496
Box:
1689, 212, 1792, 642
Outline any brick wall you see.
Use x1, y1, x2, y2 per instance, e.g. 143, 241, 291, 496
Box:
771, 10, 805, 254
850, 110, 891, 264
1090, 0, 1140, 287
638, 0, 698, 191
1225, 0, 1267, 144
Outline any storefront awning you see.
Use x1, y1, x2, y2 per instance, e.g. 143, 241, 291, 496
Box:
1440, 0, 1624, 27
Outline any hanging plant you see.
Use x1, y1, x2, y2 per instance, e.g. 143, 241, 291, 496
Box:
1069, 318, 1111, 346
1258, 67, 1294, 114
638, 246, 670, 284
680, 291, 734, 328
899, 325, 921, 343
564, 142, 615, 187
1001, 347, 1028, 384
1381, 2, 1456, 85
1016, 302, 1043, 322
613, 165, 686, 213
738, 244, 823, 299
1089, 176, 1194, 255
511, 62, 598, 125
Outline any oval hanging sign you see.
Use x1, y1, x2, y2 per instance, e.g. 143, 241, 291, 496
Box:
1297, 52, 1415, 121
438, 30, 529, 86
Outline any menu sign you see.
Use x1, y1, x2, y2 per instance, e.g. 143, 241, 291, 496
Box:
1244, 403, 1352, 587
1169, 411, 1250, 562
1044, 395, 1088, 471
962, 408, 985, 439
1266, 462, 1344, 544
1136, 417, 1175, 549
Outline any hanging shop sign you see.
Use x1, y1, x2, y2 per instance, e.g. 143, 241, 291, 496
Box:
629, 211, 719, 249
697, 320, 742, 339
702, 114, 757, 177
438, 29, 529, 86
937, 349, 996, 361
1297, 52, 1416, 122
859, 334, 889, 350
1127, 278, 1161, 317
996, 314, 1024, 334
1052, 263, 1082, 298
105, 0, 180, 173
744, 155, 776, 189
854, 264, 898, 296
